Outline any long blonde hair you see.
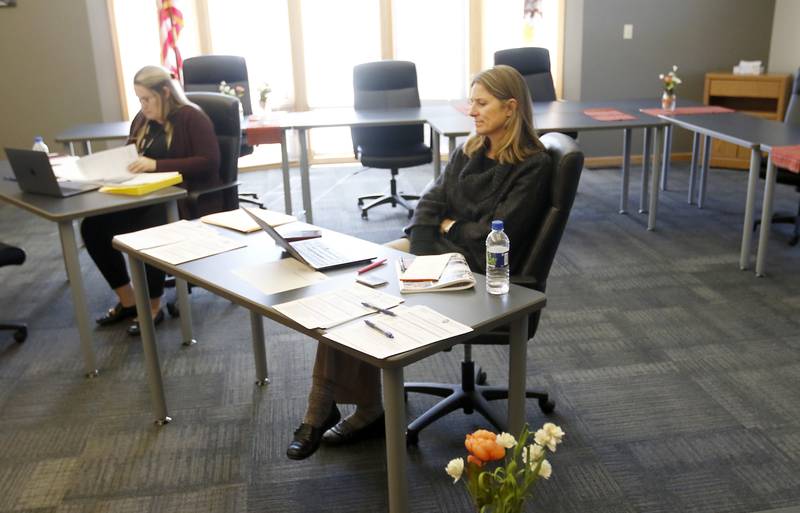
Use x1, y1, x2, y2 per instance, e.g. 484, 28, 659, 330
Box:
463, 65, 544, 164
132, 65, 194, 147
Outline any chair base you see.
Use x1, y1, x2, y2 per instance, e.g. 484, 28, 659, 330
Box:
0, 323, 27, 343
404, 361, 554, 445
357, 168, 418, 219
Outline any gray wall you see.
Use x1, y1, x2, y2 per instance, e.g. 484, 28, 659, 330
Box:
768, 0, 800, 75
0, 0, 115, 152
564, 0, 776, 157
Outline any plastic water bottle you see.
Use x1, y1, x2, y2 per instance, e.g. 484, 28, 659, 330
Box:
32, 136, 49, 154
486, 219, 510, 295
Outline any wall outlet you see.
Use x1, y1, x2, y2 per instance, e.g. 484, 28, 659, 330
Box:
623, 24, 633, 39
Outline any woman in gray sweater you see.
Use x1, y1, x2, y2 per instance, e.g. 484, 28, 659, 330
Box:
287, 65, 551, 460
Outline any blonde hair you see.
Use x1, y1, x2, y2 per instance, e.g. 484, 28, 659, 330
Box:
463, 65, 544, 164
132, 65, 195, 147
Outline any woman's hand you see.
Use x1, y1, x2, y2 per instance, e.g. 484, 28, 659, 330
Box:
440, 218, 456, 236
128, 157, 157, 173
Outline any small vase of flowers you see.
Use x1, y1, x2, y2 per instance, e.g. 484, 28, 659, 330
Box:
258, 82, 272, 112
659, 65, 682, 110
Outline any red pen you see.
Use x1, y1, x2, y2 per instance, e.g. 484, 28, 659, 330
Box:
357, 258, 387, 274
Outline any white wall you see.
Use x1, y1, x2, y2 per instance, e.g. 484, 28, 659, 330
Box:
768, 0, 800, 74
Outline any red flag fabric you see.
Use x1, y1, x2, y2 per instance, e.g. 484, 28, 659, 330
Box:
158, 0, 184, 81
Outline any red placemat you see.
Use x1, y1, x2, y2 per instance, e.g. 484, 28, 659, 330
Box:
583, 108, 637, 121
245, 117, 282, 145
771, 145, 800, 173
452, 101, 470, 116
640, 106, 735, 117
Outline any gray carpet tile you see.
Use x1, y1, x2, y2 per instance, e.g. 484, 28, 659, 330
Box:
2, 159, 800, 512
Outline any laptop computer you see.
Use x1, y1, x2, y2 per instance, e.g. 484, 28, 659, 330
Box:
243, 208, 376, 271
5, 148, 99, 197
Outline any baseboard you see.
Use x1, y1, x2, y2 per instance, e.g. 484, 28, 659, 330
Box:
584, 152, 693, 169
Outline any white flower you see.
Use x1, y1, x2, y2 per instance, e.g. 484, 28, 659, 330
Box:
522, 443, 545, 469
544, 423, 565, 443
539, 459, 552, 479
672, 64, 678, 72
659, 73, 665, 80
496, 432, 517, 449
535, 423, 564, 452
445, 457, 464, 483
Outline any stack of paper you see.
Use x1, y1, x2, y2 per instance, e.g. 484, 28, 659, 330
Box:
201, 207, 296, 233
399, 254, 451, 282
272, 284, 403, 329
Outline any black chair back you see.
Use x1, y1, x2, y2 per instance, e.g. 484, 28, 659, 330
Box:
183, 55, 253, 116
784, 67, 800, 126
185, 92, 241, 215
351, 61, 426, 160
494, 47, 557, 102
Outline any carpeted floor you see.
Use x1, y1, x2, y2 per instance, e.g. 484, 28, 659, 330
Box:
1, 158, 800, 513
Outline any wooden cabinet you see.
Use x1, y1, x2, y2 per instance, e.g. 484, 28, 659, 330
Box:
704, 72, 792, 169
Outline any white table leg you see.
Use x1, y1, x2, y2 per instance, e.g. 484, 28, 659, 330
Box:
640, 128, 652, 214
57, 220, 98, 378
739, 148, 762, 270
382, 367, 409, 513
298, 128, 312, 224
698, 135, 711, 209
432, 130, 441, 179
687, 132, 700, 204
281, 129, 292, 215
648, 126, 663, 231
660, 125, 673, 191
620, 128, 631, 214
166, 202, 195, 346
508, 315, 529, 435
756, 155, 777, 277
250, 311, 269, 386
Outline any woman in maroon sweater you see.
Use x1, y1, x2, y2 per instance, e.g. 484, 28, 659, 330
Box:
80, 65, 220, 336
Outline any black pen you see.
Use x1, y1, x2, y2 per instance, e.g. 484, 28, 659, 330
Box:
364, 318, 394, 338
399, 257, 407, 272
361, 301, 397, 316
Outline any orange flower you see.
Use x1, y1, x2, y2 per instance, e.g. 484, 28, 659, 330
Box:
467, 454, 484, 467
464, 429, 506, 465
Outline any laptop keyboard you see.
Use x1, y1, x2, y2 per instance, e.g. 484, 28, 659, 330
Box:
296, 239, 347, 267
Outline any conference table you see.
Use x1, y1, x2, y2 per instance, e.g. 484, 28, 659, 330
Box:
0, 161, 189, 376
657, 113, 800, 276
113, 223, 547, 513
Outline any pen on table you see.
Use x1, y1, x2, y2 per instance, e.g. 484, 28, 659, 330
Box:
398, 257, 407, 273
364, 318, 394, 339
357, 258, 387, 274
360, 301, 397, 316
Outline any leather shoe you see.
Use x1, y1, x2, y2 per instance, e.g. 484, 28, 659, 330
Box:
286, 404, 341, 460
322, 412, 385, 445
96, 303, 137, 326
127, 309, 165, 337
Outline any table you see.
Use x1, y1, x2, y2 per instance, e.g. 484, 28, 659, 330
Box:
657, 113, 800, 275
113, 225, 547, 513
0, 161, 188, 376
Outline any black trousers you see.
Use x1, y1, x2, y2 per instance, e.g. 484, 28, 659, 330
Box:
80, 204, 168, 299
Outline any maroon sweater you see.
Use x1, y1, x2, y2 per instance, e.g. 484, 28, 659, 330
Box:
127, 105, 221, 216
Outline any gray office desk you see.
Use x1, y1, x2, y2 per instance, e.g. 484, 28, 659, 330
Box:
0, 161, 188, 376
113, 225, 546, 513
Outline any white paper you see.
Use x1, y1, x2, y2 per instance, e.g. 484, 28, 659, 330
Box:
325, 305, 473, 359
272, 283, 403, 329
400, 254, 451, 281
201, 208, 296, 233
53, 145, 139, 184
114, 220, 212, 250
233, 258, 327, 295
141, 232, 246, 265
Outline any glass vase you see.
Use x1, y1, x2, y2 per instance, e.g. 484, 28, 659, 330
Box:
661, 91, 676, 110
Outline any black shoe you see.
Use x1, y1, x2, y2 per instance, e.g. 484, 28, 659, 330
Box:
322, 412, 385, 445
127, 309, 165, 337
286, 404, 341, 460
96, 303, 137, 326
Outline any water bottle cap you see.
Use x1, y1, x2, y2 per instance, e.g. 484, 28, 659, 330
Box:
491, 220, 504, 231
33, 136, 43, 142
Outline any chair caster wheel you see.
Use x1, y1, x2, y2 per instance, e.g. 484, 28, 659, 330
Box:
406, 430, 419, 446
361, 211, 368, 220
13, 327, 27, 343
167, 302, 180, 318
357, 199, 364, 207
476, 369, 488, 385
538, 398, 556, 414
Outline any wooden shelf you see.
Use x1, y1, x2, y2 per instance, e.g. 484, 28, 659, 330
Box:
704, 72, 792, 169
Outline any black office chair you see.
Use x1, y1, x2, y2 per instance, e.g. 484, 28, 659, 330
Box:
352, 61, 432, 220
1, 242, 28, 343
494, 47, 557, 102
756, 67, 800, 245
404, 133, 584, 444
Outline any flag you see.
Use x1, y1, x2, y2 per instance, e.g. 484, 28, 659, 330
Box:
158, 0, 184, 81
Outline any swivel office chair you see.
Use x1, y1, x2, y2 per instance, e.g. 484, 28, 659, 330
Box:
755, 67, 800, 245
494, 47, 557, 102
404, 133, 584, 443
0, 242, 28, 343
352, 61, 432, 219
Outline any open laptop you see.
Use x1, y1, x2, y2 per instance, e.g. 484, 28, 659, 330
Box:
5, 148, 99, 197
243, 208, 376, 271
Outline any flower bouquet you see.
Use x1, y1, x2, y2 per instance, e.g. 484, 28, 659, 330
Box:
218, 80, 245, 99
258, 82, 272, 110
445, 423, 564, 513
659, 65, 682, 110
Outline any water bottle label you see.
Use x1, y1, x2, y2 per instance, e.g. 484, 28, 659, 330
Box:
487, 251, 508, 268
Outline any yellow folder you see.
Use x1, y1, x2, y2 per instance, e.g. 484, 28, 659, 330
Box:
99, 172, 183, 196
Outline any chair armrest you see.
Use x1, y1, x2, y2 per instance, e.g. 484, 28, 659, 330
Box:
187, 181, 241, 203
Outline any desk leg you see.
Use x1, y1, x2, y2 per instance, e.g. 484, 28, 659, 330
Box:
619, 128, 631, 214
432, 130, 441, 179
660, 125, 672, 191
383, 367, 409, 513
648, 126, 663, 231
298, 128, 312, 224
250, 311, 270, 386
756, 155, 776, 277
687, 132, 700, 204
166, 203, 195, 346
83, 141, 92, 155
449, 136, 456, 159
57, 220, 98, 378
698, 135, 711, 209
281, 129, 292, 215
129, 256, 171, 425
639, 128, 652, 214
739, 148, 762, 270
508, 315, 529, 435
65, 142, 75, 156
